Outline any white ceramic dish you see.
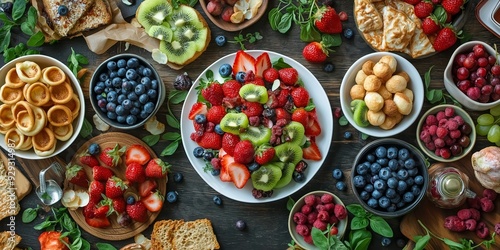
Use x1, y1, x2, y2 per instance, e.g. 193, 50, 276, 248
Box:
180, 50, 333, 203
491, 1, 500, 27
443, 41, 500, 111
339, 52, 424, 138
476, 0, 500, 38
0, 55, 85, 159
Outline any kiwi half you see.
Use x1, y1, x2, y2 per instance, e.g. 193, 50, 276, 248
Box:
167, 5, 202, 28
239, 125, 272, 146
274, 142, 303, 165
174, 24, 209, 51
136, 0, 173, 32
274, 163, 295, 189
282, 121, 305, 145
159, 40, 197, 65
239, 84, 269, 104
351, 100, 369, 127
147, 25, 173, 42
251, 164, 282, 191
219, 113, 249, 135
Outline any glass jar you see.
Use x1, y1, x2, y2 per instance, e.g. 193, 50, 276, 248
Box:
426, 166, 476, 209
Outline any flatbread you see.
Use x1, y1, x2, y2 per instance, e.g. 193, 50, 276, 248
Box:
0, 232, 21, 250
41, 0, 96, 37
68, 0, 112, 35
381, 5, 416, 52
355, 0, 383, 32
0, 160, 19, 221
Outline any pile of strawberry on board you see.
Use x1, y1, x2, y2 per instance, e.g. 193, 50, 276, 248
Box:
409, 0, 466, 52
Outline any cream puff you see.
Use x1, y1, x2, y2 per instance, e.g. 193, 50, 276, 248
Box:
364, 92, 384, 112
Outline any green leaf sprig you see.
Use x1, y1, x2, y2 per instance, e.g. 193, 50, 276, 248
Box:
424, 66, 461, 106
414, 220, 496, 250
67, 48, 89, 80
228, 32, 263, 50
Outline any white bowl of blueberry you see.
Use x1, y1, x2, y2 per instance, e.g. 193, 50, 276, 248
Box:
89, 54, 166, 129
350, 138, 429, 218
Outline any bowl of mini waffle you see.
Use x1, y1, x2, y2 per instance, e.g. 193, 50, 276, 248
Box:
0, 55, 85, 159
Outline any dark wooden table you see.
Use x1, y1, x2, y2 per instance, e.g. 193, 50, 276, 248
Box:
1, 0, 499, 249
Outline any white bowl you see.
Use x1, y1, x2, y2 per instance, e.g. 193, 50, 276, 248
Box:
444, 41, 500, 111
0, 55, 85, 159
340, 52, 424, 137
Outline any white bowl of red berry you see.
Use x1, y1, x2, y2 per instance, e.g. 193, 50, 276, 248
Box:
416, 104, 476, 162
288, 191, 348, 249
444, 41, 500, 111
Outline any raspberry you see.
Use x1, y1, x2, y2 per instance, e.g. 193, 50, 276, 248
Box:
457, 208, 472, 220
426, 114, 438, 125
438, 118, 448, 128
434, 138, 445, 148
469, 208, 481, 221
293, 212, 308, 225
425, 141, 436, 151
446, 120, 459, 130
304, 195, 316, 206
475, 222, 489, 239
495, 223, 500, 235
436, 127, 448, 138
334, 204, 347, 220
249, 116, 260, 126
444, 107, 455, 117
467, 197, 482, 210
296, 224, 310, 236
320, 193, 334, 204
333, 107, 342, 119
317, 210, 329, 222
301, 204, 313, 215
428, 125, 437, 135
436, 111, 446, 121
210, 158, 221, 170
444, 136, 456, 146
329, 215, 339, 225
420, 130, 431, 143
307, 211, 318, 225
465, 219, 477, 231
324, 203, 335, 213
295, 161, 308, 173
483, 189, 497, 201
444, 215, 466, 232
313, 219, 327, 231
304, 235, 313, 245
453, 115, 464, 125
338, 11, 348, 21
316, 204, 327, 212
449, 130, 461, 139
480, 197, 495, 212
205, 122, 215, 132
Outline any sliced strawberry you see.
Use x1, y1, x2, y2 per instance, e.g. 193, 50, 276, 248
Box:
305, 110, 322, 136
227, 162, 250, 189
142, 190, 164, 212
254, 52, 272, 78
302, 140, 322, 161
125, 144, 151, 165
188, 102, 208, 120
139, 179, 158, 197
232, 50, 256, 76
85, 216, 110, 228
220, 155, 234, 182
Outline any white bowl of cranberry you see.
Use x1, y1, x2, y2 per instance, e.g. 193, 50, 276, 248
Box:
350, 139, 429, 219
89, 54, 166, 129
416, 105, 476, 162
444, 41, 500, 111
288, 191, 348, 249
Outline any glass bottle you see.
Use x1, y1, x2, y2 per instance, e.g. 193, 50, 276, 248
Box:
426, 166, 476, 209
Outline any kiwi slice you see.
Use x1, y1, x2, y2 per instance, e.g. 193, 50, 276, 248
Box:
174, 24, 209, 51
239, 125, 272, 146
159, 40, 197, 65
267, 161, 285, 170
283, 121, 305, 145
136, 0, 173, 32
147, 25, 173, 42
239, 84, 269, 104
274, 142, 303, 165
274, 163, 295, 189
351, 100, 369, 127
251, 164, 282, 191
219, 113, 249, 135
167, 5, 203, 29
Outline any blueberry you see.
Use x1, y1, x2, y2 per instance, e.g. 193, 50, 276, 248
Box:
375, 146, 387, 158
141, 77, 152, 88
379, 167, 391, 180
109, 71, 118, 79
144, 102, 155, 113
166, 191, 178, 203
365, 153, 376, 163
343, 131, 352, 139
332, 168, 343, 180
122, 99, 133, 110
130, 107, 140, 116
404, 158, 416, 169
117, 59, 127, 68
370, 163, 381, 174
203, 151, 214, 161
371, 190, 382, 199
128, 92, 138, 101
94, 85, 104, 94
397, 180, 408, 193
378, 196, 390, 208
390, 195, 401, 204
236, 71, 246, 83
387, 159, 399, 171
58, 5, 68, 16
353, 175, 366, 188
414, 175, 424, 185
214, 124, 224, 135
387, 204, 397, 212
127, 58, 139, 68
139, 94, 149, 104
126, 114, 137, 125
193, 147, 204, 158
235, 220, 246, 231
364, 184, 374, 193
151, 79, 158, 90
211, 169, 220, 176
398, 148, 410, 160
126, 196, 135, 205
117, 94, 126, 104
99, 73, 109, 82
137, 66, 145, 75
397, 169, 409, 180
359, 190, 369, 200
106, 102, 116, 112
293, 171, 305, 182
88, 143, 100, 155
376, 158, 388, 166
97, 99, 107, 108
397, 238, 407, 248
406, 177, 414, 186
139, 110, 149, 119
107, 91, 118, 103
126, 69, 138, 80
403, 192, 414, 203
0, 2, 13, 14
219, 63, 232, 77
107, 111, 117, 120
323, 63, 335, 73
411, 185, 421, 196
407, 168, 418, 177
195, 114, 207, 124
397, 201, 406, 208
387, 147, 398, 159
173, 173, 183, 183
117, 115, 126, 123
134, 83, 146, 96
104, 79, 112, 88
213, 195, 222, 206
215, 35, 226, 46
142, 67, 152, 77
343, 28, 354, 39
107, 61, 117, 70
356, 163, 369, 175
373, 179, 386, 191
115, 105, 127, 116
385, 188, 397, 199
247, 162, 260, 172
147, 89, 157, 99
336, 181, 347, 191
387, 177, 398, 189
367, 198, 378, 208
381, 237, 392, 247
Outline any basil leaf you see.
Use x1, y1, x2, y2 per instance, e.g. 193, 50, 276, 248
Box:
75, 53, 89, 64
70, 237, 83, 250
20, 22, 33, 35
166, 114, 180, 129
350, 217, 369, 230
268, 8, 280, 31
443, 238, 465, 250
80, 239, 90, 250
96, 243, 117, 250
33, 220, 54, 230
22, 207, 38, 223
413, 234, 431, 250
27, 31, 45, 47
354, 237, 371, 250
350, 229, 372, 249
424, 66, 433, 90
0, 28, 11, 51
311, 227, 328, 249
346, 204, 366, 217
142, 134, 160, 146
330, 236, 349, 250
286, 197, 295, 211
160, 140, 179, 156
79, 118, 93, 138
369, 216, 393, 237
3, 48, 15, 63
277, 13, 293, 34
162, 132, 180, 141
169, 90, 187, 104
62, 213, 75, 231
12, 0, 27, 21
27, 6, 37, 26
0, 13, 15, 25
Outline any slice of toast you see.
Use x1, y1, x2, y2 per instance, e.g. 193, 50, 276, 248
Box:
42, 0, 96, 37
68, 0, 112, 35
0, 232, 22, 250
151, 219, 183, 250
151, 219, 220, 250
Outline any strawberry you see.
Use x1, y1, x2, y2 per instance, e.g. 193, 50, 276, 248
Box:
433, 27, 457, 52
145, 158, 171, 178
227, 162, 250, 189
105, 176, 128, 199
278, 68, 299, 86
442, 0, 463, 15
220, 155, 234, 182
85, 216, 110, 228
125, 162, 146, 183
247, 76, 265, 86
222, 133, 240, 156
292, 108, 310, 128
302, 140, 322, 160
142, 190, 164, 212
277, 89, 291, 107
94, 199, 111, 218
139, 179, 158, 197
414, 1, 434, 19
314, 6, 342, 34
422, 16, 441, 35
65, 164, 89, 188
83, 201, 96, 218
291, 87, 310, 107
197, 132, 222, 150
112, 197, 126, 214
254, 144, 275, 165
254, 52, 272, 78
232, 50, 256, 76
302, 42, 329, 63
275, 108, 291, 122
222, 80, 241, 98
206, 106, 226, 124
305, 110, 322, 137
188, 102, 208, 120
242, 101, 264, 117
201, 82, 224, 106
233, 140, 255, 164
125, 144, 151, 166
93, 165, 113, 182
99, 144, 126, 167
79, 153, 99, 168
88, 180, 105, 203
263, 68, 279, 83
126, 201, 148, 223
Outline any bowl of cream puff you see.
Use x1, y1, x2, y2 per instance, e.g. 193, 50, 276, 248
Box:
0, 55, 85, 159
340, 52, 424, 137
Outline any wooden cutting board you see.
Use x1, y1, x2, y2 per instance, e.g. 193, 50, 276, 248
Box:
0, 150, 32, 200
400, 158, 500, 249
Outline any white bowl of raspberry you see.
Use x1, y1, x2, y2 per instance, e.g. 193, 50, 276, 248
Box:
444, 41, 500, 111
416, 104, 476, 162
288, 191, 348, 249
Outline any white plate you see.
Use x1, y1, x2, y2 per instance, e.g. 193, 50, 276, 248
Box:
180, 50, 333, 203
476, 0, 500, 38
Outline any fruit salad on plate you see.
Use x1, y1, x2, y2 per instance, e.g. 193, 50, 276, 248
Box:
181, 50, 333, 203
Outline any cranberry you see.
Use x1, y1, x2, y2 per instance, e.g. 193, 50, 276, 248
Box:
492, 93, 500, 101
466, 87, 481, 100
473, 45, 486, 57
495, 85, 500, 95
479, 94, 490, 103
456, 67, 469, 80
